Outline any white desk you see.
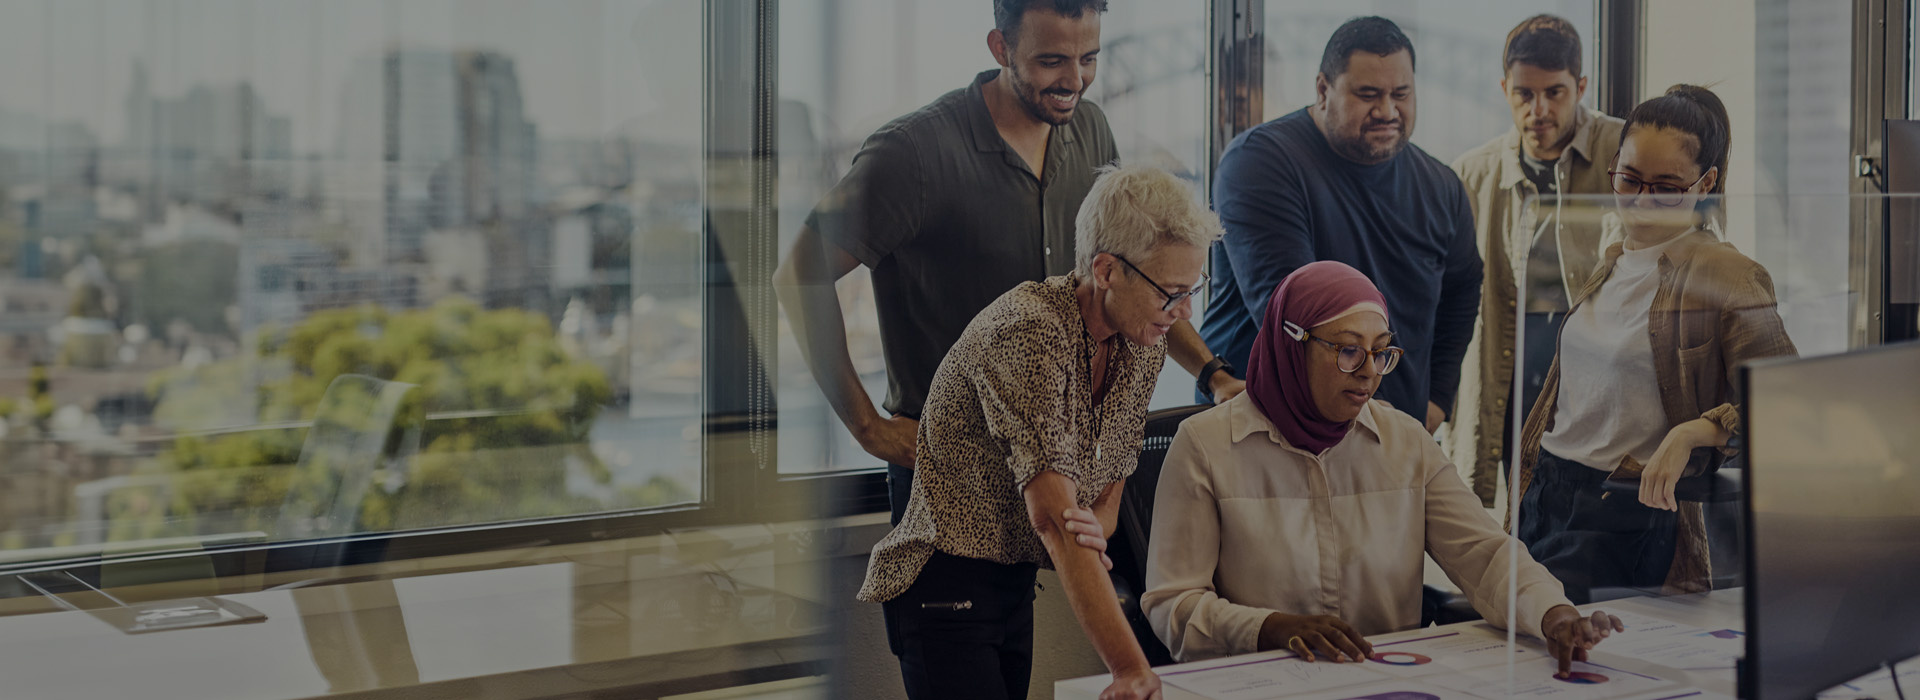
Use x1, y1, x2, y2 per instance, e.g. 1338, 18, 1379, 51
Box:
0, 521, 863, 699
1057, 589, 1894, 700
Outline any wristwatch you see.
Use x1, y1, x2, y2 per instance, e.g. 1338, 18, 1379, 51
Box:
1196, 356, 1236, 402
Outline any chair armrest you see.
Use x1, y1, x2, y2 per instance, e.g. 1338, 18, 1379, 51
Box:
1599, 469, 1743, 503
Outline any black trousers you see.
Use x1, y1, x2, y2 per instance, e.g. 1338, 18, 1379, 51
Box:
886, 463, 914, 526
882, 553, 1039, 700
1518, 449, 1680, 604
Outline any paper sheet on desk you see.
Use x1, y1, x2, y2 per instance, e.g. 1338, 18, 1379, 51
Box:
1160, 656, 1393, 699
1364, 630, 1547, 677
1816, 663, 1920, 699
1602, 610, 1699, 637
1421, 658, 1676, 699
1155, 629, 1527, 700
1587, 610, 1744, 671
1160, 629, 1684, 700
1275, 678, 1490, 700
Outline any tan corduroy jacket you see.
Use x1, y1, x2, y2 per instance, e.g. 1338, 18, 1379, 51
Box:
1449, 108, 1627, 505
1515, 229, 1798, 593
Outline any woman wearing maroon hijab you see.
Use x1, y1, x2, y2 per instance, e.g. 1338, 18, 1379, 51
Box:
1141, 262, 1622, 678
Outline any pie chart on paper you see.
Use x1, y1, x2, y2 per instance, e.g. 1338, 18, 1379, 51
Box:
1555, 671, 1610, 684
1368, 652, 1434, 666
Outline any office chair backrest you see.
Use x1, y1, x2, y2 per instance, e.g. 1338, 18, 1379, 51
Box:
1108, 403, 1212, 666
275, 374, 423, 542
1116, 403, 1213, 582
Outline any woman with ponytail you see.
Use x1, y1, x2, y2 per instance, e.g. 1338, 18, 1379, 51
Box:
1514, 85, 1798, 601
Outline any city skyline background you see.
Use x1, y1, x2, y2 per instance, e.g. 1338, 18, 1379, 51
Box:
0, 0, 695, 151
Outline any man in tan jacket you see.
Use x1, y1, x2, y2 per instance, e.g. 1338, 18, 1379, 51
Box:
1450, 15, 1625, 505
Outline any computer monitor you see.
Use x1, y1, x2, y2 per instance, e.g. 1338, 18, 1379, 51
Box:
1742, 341, 1920, 699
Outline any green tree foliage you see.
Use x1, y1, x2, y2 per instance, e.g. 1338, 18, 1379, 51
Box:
28, 364, 53, 430
125, 297, 685, 542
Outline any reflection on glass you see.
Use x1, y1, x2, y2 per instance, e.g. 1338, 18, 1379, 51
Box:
293, 581, 421, 693
0, 0, 703, 563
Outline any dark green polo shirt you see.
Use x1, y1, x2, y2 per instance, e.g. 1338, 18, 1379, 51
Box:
806, 69, 1119, 419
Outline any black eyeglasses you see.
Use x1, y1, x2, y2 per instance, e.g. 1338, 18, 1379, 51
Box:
1608, 167, 1714, 207
1113, 254, 1207, 312
1281, 321, 1403, 374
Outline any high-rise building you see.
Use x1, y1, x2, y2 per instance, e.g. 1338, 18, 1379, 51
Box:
123, 62, 295, 216
336, 49, 539, 267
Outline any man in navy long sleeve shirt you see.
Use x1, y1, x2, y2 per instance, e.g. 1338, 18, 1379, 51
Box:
1199, 16, 1482, 431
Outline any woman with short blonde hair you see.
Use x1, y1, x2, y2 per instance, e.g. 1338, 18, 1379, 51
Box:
860, 164, 1218, 700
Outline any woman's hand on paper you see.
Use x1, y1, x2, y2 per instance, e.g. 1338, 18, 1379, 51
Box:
1542, 605, 1625, 676
1259, 612, 1373, 663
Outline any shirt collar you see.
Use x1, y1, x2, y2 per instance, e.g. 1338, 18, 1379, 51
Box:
964, 70, 1005, 154
1226, 391, 1382, 452
1563, 107, 1602, 162
1498, 107, 1601, 190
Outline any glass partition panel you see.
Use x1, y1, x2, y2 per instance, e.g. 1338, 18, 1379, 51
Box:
1485, 192, 1889, 697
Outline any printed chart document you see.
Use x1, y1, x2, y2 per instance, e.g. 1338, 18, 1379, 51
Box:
1603, 610, 1698, 637
1280, 678, 1489, 700
1621, 692, 1735, 700
1363, 630, 1546, 678
1589, 610, 1743, 672
1160, 628, 1682, 700
1422, 658, 1674, 699
1160, 656, 1391, 698
1815, 663, 1920, 699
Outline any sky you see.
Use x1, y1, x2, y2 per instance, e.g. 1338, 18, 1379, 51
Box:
0, 0, 699, 152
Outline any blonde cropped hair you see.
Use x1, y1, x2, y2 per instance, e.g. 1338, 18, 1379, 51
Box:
1073, 164, 1224, 276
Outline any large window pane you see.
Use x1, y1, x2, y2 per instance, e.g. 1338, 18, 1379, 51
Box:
1644, 0, 1853, 355
0, 0, 703, 561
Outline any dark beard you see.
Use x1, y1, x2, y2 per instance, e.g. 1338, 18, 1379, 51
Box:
1008, 66, 1077, 126
1326, 127, 1404, 165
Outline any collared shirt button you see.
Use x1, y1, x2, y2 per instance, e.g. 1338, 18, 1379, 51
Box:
1045, 246, 1052, 256
1502, 349, 1513, 358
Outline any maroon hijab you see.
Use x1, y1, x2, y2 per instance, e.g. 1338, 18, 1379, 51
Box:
1244, 261, 1391, 454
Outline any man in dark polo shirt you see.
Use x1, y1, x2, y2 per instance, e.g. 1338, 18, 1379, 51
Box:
1199, 16, 1482, 434
776, 0, 1238, 526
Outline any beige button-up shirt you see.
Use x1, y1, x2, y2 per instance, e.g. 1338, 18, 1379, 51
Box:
1449, 108, 1626, 505
1141, 393, 1572, 662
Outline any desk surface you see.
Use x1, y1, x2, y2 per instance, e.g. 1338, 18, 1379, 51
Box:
0, 520, 868, 699
1056, 590, 1861, 700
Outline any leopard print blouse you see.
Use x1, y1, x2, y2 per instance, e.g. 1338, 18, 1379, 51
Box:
857, 273, 1168, 603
